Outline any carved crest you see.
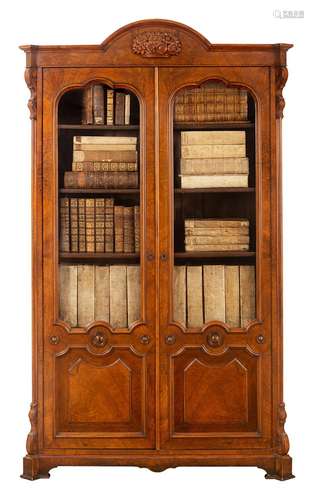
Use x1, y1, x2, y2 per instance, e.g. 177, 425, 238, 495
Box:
132, 31, 181, 58
275, 66, 288, 119
24, 68, 37, 120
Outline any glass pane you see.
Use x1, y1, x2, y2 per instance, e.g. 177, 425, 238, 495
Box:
172, 81, 256, 328
58, 84, 141, 328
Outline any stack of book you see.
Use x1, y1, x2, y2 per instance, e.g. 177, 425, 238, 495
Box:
173, 265, 255, 328
60, 197, 140, 253
82, 84, 132, 125
174, 82, 248, 122
64, 136, 138, 188
184, 219, 250, 251
180, 131, 249, 188
60, 264, 140, 328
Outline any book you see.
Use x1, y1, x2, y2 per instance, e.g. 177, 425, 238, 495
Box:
59, 264, 78, 326
114, 206, 124, 252
109, 265, 127, 328
125, 94, 131, 125
78, 198, 86, 252
187, 266, 203, 327
240, 266, 256, 327
181, 131, 245, 145
60, 197, 70, 252
173, 266, 186, 326
82, 86, 93, 124
225, 266, 240, 327
70, 198, 78, 252
127, 265, 140, 326
93, 84, 105, 124
85, 199, 95, 252
185, 235, 249, 245
94, 265, 110, 322
180, 157, 249, 175
64, 171, 139, 189
105, 198, 114, 252
185, 227, 249, 236
134, 205, 140, 253
72, 161, 138, 172
185, 219, 249, 228
73, 144, 137, 152
73, 149, 137, 162
180, 174, 248, 188
185, 244, 249, 251
73, 135, 137, 145
77, 265, 95, 326
181, 144, 246, 159
95, 198, 105, 252
106, 89, 114, 125
203, 265, 225, 323
123, 206, 135, 252
115, 92, 125, 125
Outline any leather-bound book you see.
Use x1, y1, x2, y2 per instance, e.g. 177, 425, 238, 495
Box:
64, 171, 138, 189
78, 198, 86, 252
115, 92, 125, 125
134, 205, 140, 253
73, 149, 137, 163
70, 198, 78, 252
60, 197, 70, 252
92, 84, 105, 124
123, 206, 135, 253
59, 264, 77, 326
95, 198, 105, 252
82, 85, 93, 124
109, 265, 127, 328
94, 265, 110, 322
187, 266, 203, 327
173, 266, 186, 327
106, 89, 114, 125
124, 94, 131, 124
77, 265, 95, 326
240, 266, 256, 327
114, 206, 124, 253
105, 198, 114, 252
127, 265, 140, 326
225, 266, 240, 327
85, 199, 95, 252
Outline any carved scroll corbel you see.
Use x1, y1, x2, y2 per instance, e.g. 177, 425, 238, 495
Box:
277, 402, 290, 455
275, 66, 288, 119
25, 401, 38, 455
24, 68, 37, 120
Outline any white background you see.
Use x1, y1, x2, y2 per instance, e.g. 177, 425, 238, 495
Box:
0, 0, 313, 497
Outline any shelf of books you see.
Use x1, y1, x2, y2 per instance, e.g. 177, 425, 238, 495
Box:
58, 84, 141, 328
172, 81, 256, 329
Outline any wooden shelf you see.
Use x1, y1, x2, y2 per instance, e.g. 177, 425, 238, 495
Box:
175, 187, 255, 194
58, 124, 139, 130
60, 252, 139, 260
175, 251, 256, 259
174, 121, 254, 130
60, 188, 140, 195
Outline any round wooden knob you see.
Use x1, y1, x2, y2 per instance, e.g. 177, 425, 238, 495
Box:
91, 333, 107, 347
165, 335, 176, 345
207, 331, 223, 347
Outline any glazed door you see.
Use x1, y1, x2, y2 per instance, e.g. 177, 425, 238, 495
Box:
158, 67, 272, 450
42, 68, 156, 449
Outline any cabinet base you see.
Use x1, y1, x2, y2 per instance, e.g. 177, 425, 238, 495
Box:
21, 452, 294, 480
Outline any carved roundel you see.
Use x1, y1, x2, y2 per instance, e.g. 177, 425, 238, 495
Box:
132, 31, 182, 58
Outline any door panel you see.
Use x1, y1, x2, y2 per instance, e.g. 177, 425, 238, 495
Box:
158, 66, 272, 449
42, 67, 156, 449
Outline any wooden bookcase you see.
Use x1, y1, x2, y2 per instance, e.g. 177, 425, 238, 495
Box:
20, 19, 294, 480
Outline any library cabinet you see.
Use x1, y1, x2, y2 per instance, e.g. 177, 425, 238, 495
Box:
20, 19, 294, 480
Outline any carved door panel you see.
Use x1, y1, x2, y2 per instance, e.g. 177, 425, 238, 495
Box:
158, 66, 272, 449
42, 68, 156, 449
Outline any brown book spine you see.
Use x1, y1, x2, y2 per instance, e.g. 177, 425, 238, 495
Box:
82, 86, 93, 124
114, 206, 124, 253
60, 197, 70, 252
115, 92, 125, 125
93, 84, 105, 124
85, 199, 95, 252
124, 94, 131, 125
134, 205, 140, 253
95, 198, 105, 252
123, 206, 135, 253
70, 198, 78, 252
78, 198, 86, 252
73, 149, 137, 162
72, 161, 138, 172
105, 198, 114, 252
64, 171, 138, 189
106, 89, 114, 125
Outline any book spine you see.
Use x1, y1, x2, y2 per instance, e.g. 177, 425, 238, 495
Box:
85, 198, 95, 252
225, 266, 240, 327
180, 157, 249, 175
115, 92, 125, 125
78, 198, 86, 252
109, 265, 127, 328
180, 175, 248, 188
77, 265, 95, 326
181, 144, 246, 159
127, 265, 140, 326
185, 227, 249, 236
59, 264, 78, 326
82, 86, 93, 124
94, 265, 110, 322
73, 135, 137, 145
70, 198, 78, 252
72, 161, 138, 172
181, 131, 245, 145
114, 206, 124, 253
93, 84, 105, 124
60, 197, 70, 252
185, 235, 249, 245
173, 266, 186, 326
203, 265, 225, 323
240, 265, 256, 327
124, 94, 131, 125
185, 244, 249, 251
187, 266, 203, 327
64, 171, 138, 189
185, 219, 249, 228
73, 149, 137, 162
134, 205, 140, 253
74, 143, 136, 151
95, 198, 105, 252
105, 198, 114, 252
123, 206, 135, 253
106, 89, 114, 125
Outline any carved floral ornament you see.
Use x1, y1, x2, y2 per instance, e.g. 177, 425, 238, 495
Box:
132, 30, 182, 58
